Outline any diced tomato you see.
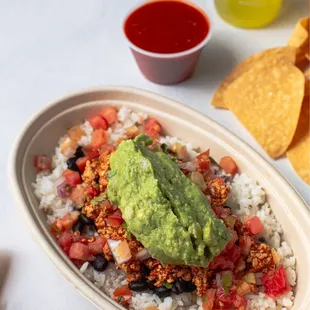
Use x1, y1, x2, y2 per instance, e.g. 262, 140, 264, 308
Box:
63, 170, 81, 187
68, 126, 85, 142
215, 287, 233, 308
52, 211, 79, 233
219, 156, 238, 176
110, 208, 123, 218
225, 230, 238, 251
58, 231, 74, 250
101, 106, 118, 125
88, 236, 107, 255
197, 150, 210, 171
99, 144, 115, 155
70, 186, 85, 208
209, 255, 234, 271
232, 293, 247, 309
239, 235, 252, 255
225, 245, 241, 263
86, 185, 97, 198
106, 217, 123, 227
69, 242, 90, 261
246, 216, 264, 235
262, 265, 291, 298
83, 147, 99, 160
213, 206, 231, 219
144, 118, 162, 138
34, 155, 52, 171
113, 285, 133, 298
91, 129, 107, 150
202, 288, 216, 310
106, 209, 124, 227
88, 114, 109, 130
76, 156, 89, 173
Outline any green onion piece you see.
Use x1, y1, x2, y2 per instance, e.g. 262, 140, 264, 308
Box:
90, 193, 107, 205
164, 282, 173, 289
202, 296, 207, 302
161, 143, 169, 153
170, 156, 178, 162
117, 296, 124, 303
222, 273, 232, 296
108, 171, 117, 179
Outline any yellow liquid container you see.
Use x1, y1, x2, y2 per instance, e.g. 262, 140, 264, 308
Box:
214, 0, 283, 29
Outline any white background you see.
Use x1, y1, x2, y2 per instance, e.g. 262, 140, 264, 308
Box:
1, 0, 308, 309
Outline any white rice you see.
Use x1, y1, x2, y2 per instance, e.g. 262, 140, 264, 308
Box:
33, 107, 296, 310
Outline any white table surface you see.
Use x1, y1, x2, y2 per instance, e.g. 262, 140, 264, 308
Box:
1, 0, 308, 309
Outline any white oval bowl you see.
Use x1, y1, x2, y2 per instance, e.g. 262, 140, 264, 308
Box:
9, 86, 310, 310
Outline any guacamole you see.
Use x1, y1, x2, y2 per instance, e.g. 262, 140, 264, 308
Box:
107, 134, 231, 267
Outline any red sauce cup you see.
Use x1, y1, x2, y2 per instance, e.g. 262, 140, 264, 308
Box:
123, 0, 212, 85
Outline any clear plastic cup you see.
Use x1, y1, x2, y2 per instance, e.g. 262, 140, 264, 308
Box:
123, 0, 212, 85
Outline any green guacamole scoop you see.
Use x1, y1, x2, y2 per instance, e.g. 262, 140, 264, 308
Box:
107, 134, 231, 267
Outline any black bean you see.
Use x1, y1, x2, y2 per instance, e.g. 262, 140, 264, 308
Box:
128, 279, 150, 292
72, 220, 84, 233
79, 213, 94, 226
172, 279, 196, 295
223, 205, 231, 210
141, 264, 151, 276
66, 157, 79, 172
74, 146, 85, 158
146, 279, 155, 289
186, 281, 196, 292
259, 237, 266, 243
92, 254, 108, 272
153, 286, 171, 298
84, 225, 97, 237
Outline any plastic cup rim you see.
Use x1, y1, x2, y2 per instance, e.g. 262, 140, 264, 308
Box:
123, 0, 213, 59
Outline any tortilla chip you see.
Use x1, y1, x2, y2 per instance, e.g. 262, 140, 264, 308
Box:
287, 97, 310, 184
288, 16, 310, 70
305, 69, 310, 98
211, 47, 296, 109
224, 63, 305, 159
288, 17, 309, 47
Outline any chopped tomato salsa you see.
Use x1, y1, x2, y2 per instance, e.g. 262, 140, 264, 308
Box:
197, 150, 210, 170
101, 107, 117, 124
91, 129, 108, 150
34, 155, 51, 171
88, 236, 107, 255
219, 156, 238, 176
144, 118, 162, 138
63, 170, 81, 187
76, 156, 89, 173
246, 216, 264, 235
262, 265, 291, 298
69, 242, 90, 261
88, 114, 109, 130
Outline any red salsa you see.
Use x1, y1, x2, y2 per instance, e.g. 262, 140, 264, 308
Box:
124, 0, 210, 54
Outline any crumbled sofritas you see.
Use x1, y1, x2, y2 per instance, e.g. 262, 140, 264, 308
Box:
35, 108, 293, 310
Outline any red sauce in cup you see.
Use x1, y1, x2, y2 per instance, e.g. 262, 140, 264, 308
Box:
124, 0, 210, 54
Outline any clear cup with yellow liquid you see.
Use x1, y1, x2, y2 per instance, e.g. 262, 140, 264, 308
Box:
214, 0, 283, 29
